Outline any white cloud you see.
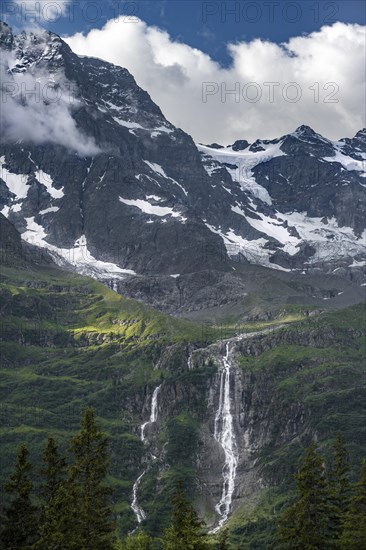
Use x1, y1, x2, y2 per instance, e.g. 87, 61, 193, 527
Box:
65, 19, 366, 143
0, 49, 100, 156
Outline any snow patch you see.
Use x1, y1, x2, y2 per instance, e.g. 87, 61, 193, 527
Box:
143, 160, 168, 178
119, 197, 186, 221
244, 213, 300, 255
35, 170, 64, 199
142, 161, 188, 195
204, 222, 290, 271
146, 195, 162, 201
151, 125, 174, 138
349, 259, 366, 267
323, 150, 366, 173
112, 118, 145, 134
39, 206, 60, 215
0, 156, 29, 199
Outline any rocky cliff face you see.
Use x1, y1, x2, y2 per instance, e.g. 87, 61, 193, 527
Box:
126, 312, 365, 534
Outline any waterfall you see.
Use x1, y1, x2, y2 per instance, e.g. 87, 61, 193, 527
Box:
141, 384, 161, 441
150, 385, 161, 423
131, 384, 162, 523
210, 342, 238, 533
131, 471, 147, 523
188, 350, 194, 370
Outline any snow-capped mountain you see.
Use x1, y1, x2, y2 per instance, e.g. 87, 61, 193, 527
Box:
0, 22, 365, 315
198, 125, 366, 271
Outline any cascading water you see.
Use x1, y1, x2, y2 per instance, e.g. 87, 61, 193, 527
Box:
210, 342, 238, 533
131, 471, 147, 523
188, 350, 194, 370
131, 384, 161, 523
141, 385, 161, 442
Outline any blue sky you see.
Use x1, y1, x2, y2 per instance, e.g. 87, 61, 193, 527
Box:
4, 1, 365, 66
2, 1, 365, 142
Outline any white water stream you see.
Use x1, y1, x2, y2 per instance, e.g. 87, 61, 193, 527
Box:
131, 471, 147, 523
131, 384, 161, 523
210, 341, 238, 533
210, 328, 285, 532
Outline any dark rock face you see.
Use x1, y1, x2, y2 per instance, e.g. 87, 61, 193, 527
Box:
204, 143, 225, 149
141, 317, 366, 528
0, 21, 14, 49
0, 212, 22, 258
231, 140, 249, 151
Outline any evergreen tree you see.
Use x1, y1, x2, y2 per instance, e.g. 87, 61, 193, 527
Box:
0, 444, 39, 549
36, 436, 67, 550
68, 407, 116, 550
40, 436, 66, 505
276, 441, 337, 549
123, 530, 154, 549
37, 480, 80, 550
328, 433, 351, 541
163, 480, 209, 550
340, 460, 366, 549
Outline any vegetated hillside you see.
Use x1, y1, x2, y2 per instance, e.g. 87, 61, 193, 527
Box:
0, 213, 365, 545
0, 214, 207, 532
224, 302, 366, 549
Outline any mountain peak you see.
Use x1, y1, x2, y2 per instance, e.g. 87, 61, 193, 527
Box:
293, 125, 317, 136
203, 143, 225, 149
0, 20, 14, 49
230, 139, 250, 152
0, 23, 74, 72
355, 128, 366, 139
289, 125, 330, 146
0, 20, 11, 32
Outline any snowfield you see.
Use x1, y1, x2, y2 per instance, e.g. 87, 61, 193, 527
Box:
21, 218, 137, 279
197, 141, 286, 205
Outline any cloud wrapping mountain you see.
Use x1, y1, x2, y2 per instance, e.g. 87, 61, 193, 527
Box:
0, 30, 100, 156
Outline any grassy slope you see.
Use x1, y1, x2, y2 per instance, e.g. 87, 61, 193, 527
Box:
0, 262, 206, 531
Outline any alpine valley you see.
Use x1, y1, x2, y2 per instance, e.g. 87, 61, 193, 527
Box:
0, 22, 365, 548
